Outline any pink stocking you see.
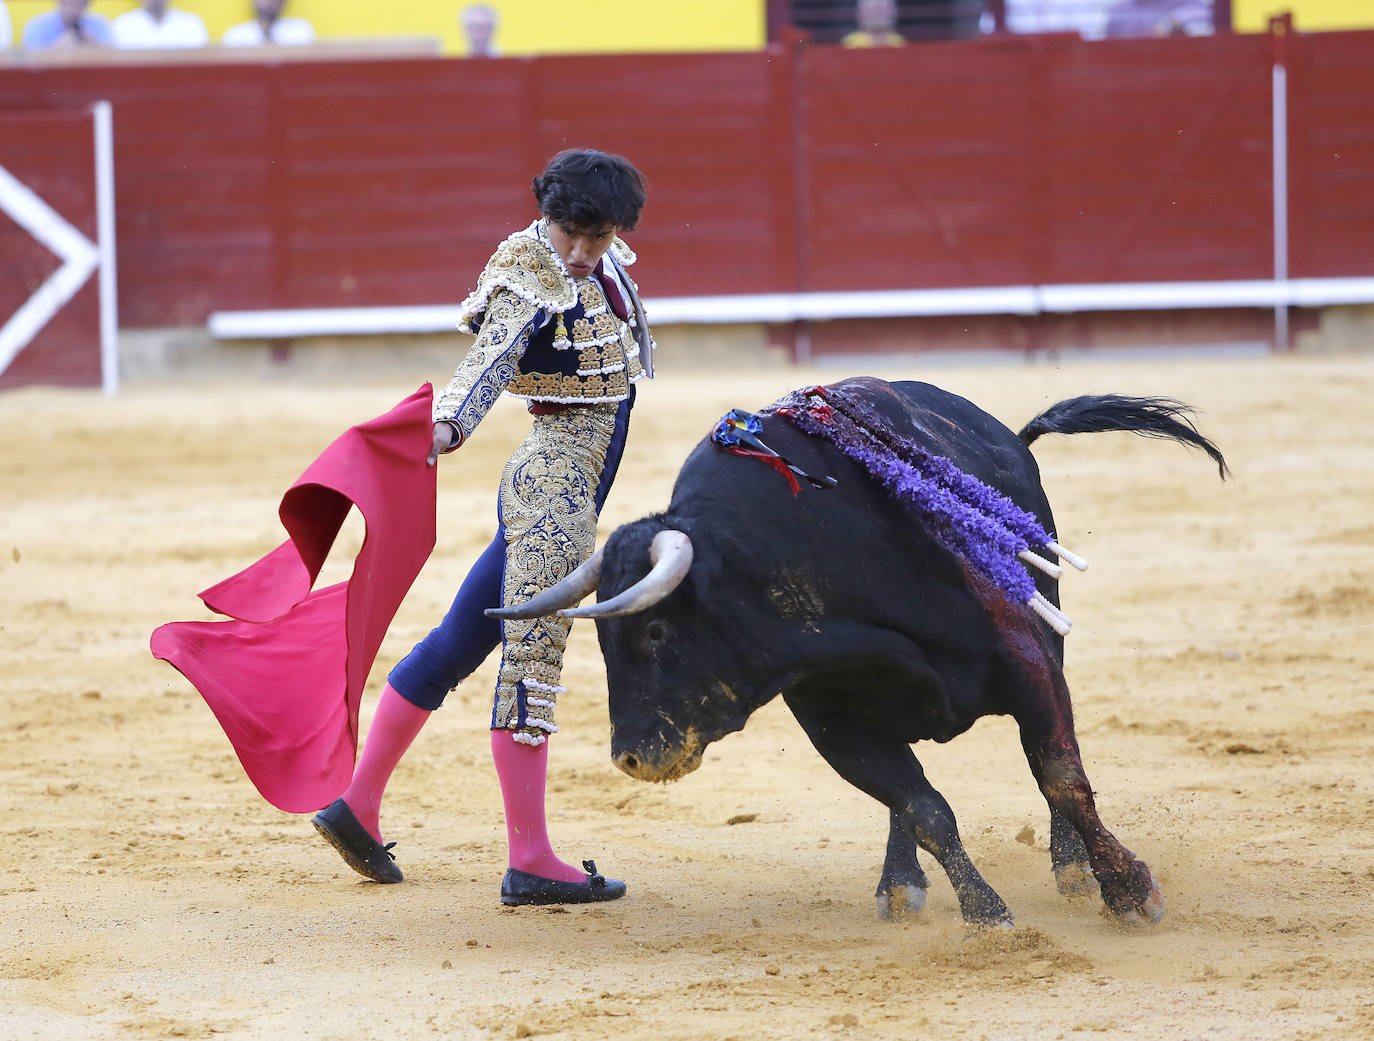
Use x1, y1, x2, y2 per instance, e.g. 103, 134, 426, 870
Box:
491, 730, 583, 882
340, 683, 431, 843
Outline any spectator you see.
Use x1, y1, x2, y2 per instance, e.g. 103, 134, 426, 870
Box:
1, 3, 12, 50
1103, 0, 1212, 37
111, 0, 209, 49
460, 3, 499, 57
21, 0, 112, 50
1000, 0, 1111, 38
222, 0, 316, 47
842, 0, 906, 47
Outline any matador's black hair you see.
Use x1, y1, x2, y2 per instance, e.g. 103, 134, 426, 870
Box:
532, 149, 646, 232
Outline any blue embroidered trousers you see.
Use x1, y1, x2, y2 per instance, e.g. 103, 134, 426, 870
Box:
388, 392, 633, 743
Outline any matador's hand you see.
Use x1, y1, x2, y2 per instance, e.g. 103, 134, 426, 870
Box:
427, 422, 459, 466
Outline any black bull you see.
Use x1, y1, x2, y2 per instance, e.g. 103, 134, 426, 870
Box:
492, 377, 1228, 927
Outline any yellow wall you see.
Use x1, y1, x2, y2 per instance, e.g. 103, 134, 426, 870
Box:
1233, 0, 1374, 32
8, 1, 767, 54
12, 2, 1368, 52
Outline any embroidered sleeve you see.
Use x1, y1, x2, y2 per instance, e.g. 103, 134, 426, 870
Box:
434, 289, 544, 443
457, 231, 576, 333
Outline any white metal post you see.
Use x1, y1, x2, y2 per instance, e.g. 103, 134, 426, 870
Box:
1271, 38, 1290, 351
93, 100, 119, 394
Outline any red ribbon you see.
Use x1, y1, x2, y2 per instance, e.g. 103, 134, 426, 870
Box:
724, 445, 801, 496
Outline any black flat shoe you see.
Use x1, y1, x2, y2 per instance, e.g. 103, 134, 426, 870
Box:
311, 798, 403, 884
500, 860, 626, 906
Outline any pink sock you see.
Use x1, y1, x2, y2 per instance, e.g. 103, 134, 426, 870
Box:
491, 730, 584, 882
340, 683, 431, 843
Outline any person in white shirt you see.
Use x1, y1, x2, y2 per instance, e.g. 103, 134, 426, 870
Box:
111, 0, 208, 49
460, 3, 499, 57
222, 0, 315, 47
1, 3, 13, 51
998, 0, 1112, 39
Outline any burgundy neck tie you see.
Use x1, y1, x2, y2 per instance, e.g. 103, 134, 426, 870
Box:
592, 259, 629, 322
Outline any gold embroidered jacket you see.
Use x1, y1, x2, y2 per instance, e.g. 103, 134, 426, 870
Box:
434, 221, 653, 443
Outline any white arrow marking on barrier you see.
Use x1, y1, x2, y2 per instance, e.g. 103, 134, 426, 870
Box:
0, 163, 100, 377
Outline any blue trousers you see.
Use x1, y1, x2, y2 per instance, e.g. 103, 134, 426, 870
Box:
388, 392, 633, 713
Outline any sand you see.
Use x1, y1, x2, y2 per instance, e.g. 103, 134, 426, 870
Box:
2, 351, 1371, 1040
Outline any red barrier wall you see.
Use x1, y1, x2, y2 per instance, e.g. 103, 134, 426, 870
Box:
0, 109, 101, 389
0, 29, 1370, 331
800, 32, 1274, 290
1287, 30, 1374, 279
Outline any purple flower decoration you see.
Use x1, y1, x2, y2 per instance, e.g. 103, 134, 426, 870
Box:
768, 386, 1057, 613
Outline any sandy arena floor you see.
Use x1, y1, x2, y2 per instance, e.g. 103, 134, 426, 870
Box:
2, 351, 1371, 1040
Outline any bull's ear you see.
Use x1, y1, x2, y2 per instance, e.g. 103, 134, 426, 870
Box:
682, 546, 715, 607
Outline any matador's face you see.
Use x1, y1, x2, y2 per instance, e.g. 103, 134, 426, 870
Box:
546, 221, 620, 279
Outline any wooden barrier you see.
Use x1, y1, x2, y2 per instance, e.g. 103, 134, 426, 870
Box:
0, 104, 114, 390
0, 29, 1370, 369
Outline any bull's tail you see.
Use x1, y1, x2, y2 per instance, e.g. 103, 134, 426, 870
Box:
1018, 395, 1230, 479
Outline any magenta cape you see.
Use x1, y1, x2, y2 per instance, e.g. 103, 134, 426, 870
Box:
151, 385, 437, 813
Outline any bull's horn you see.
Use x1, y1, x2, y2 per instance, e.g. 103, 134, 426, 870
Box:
484, 546, 604, 620
559, 529, 693, 619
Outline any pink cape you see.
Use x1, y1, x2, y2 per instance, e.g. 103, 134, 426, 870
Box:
150, 385, 437, 813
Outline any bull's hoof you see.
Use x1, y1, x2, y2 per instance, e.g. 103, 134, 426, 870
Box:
951, 882, 1016, 929
876, 883, 927, 921
967, 911, 1016, 932
1053, 861, 1100, 898
1112, 882, 1166, 927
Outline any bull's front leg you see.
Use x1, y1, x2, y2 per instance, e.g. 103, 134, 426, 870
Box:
876, 808, 931, 920
1011, 674, 1165, 924
784, 695, 1013, 928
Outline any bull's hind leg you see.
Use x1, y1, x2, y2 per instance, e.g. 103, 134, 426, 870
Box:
1010, 669, 1164, 924
784, 697, 1013, 928
1049, 808, 1099, 897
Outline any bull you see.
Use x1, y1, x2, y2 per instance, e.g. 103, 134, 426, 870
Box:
491, 377, 1228, 928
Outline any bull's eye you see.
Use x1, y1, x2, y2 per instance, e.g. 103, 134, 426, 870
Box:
640, 618, 677, 663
